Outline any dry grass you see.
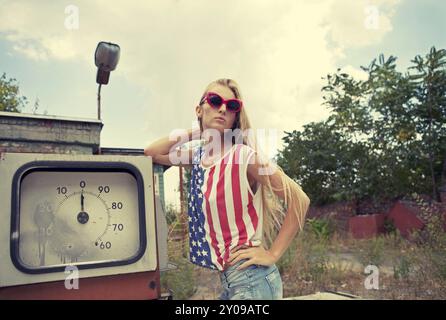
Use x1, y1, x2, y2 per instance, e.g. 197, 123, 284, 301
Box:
160, 206, 446, 300
282, 224, 446, 300
160, 238, 198, 300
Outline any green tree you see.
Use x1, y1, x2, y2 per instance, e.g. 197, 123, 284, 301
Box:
362, 54, 423, 198
277, 120, 379, 208
278, 46, 446, 207
0, 73, 27, 112
409, 47, 446, 201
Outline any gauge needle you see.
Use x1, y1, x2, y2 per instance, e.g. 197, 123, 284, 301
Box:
81, 190, 85, 211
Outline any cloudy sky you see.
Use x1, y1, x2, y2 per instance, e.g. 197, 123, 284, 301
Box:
1, 0, 445, 208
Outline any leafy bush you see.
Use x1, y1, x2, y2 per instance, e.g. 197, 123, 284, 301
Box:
161, 256, 196, 300
393, 255, 412, 281
306, 218, 334, 242
410, 193, 446, 249
357, 236, 385, 267
384, 217, 397, 234
164, 203, 179, 226
305, 242, 330, 282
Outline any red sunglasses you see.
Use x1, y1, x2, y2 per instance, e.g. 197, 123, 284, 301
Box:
200, 92, 243, 113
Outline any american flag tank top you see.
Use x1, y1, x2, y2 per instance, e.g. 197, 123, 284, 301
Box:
187, 143, 263, 271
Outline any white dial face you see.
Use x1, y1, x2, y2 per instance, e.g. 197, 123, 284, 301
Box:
17, 171, 142, 270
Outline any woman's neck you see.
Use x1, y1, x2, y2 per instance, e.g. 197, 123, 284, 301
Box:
202, 131, 233, 158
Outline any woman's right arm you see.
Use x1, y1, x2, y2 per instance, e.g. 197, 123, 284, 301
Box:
144, 128, 199, 168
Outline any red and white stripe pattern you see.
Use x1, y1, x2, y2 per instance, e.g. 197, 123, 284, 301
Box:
189, 143, 263, 271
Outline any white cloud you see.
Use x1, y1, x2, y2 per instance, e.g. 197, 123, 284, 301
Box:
325, 0, 402, 49
11, 39, 49, 61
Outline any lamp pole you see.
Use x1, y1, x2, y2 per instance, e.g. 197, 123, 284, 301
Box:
97, 84, 102, 120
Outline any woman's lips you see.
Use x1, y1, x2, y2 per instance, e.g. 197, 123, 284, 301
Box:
214, 117, 225, 122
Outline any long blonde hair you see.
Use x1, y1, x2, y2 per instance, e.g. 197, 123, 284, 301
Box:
197, 78, 309, 247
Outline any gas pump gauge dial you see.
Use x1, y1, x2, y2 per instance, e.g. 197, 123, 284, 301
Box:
11, 161, 147, 274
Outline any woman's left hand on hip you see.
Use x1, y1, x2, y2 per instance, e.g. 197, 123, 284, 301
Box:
227, 246, 277, 270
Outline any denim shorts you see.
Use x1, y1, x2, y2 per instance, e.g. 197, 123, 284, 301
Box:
218, 259, 283, 300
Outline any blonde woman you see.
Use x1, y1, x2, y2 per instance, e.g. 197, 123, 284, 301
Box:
144, 78, 310, 300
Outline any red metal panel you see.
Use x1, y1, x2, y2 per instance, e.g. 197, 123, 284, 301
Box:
0, 271, 160, 300
348, 213, 386, 239
387, 202, 424, 237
